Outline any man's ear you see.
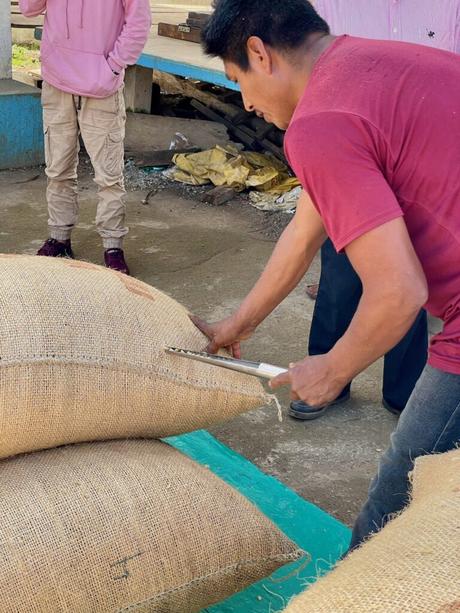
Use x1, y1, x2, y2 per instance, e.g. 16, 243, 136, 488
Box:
246, 36, 273, 75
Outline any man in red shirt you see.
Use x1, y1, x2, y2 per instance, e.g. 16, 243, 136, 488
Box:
197, 0, 460, 548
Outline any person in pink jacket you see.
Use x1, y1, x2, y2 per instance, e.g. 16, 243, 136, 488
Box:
19, 0, 152, 274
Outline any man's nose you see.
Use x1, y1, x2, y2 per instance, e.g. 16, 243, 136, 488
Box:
241, 92, 254, 113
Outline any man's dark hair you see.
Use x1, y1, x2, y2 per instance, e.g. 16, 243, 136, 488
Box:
202, 0, 330, 70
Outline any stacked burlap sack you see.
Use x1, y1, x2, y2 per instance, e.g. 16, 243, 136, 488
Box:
0, 255, 303, 612
284, 448, 460, 613
0, 254, 272, 458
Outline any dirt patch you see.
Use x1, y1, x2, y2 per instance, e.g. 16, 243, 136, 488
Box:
123, 159, 292, 241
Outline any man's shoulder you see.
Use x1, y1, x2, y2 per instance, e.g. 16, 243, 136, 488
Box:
284, 110, 383, 180
286, 110, 373, 148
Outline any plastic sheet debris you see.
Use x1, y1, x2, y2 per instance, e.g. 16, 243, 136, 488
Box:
169, 132, 194, 151
249, 186, 302, 213
170, 145, 300, 194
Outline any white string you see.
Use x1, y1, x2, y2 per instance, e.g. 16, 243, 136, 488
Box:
267, 394, 283, 422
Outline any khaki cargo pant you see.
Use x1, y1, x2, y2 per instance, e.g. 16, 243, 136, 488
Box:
42, 81, 127, 249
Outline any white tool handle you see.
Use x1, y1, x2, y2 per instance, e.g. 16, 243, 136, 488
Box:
257, 363, 289, 379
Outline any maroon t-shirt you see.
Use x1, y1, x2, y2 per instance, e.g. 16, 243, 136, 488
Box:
285, 35, 460, 375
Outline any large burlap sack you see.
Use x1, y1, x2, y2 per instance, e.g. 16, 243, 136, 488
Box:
284, 449, 460, 613
0, 439, 303, 612
0, 255, 270, 459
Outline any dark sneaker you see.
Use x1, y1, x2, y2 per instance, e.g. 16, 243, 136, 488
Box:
104, 249, 130, 275
37, 238, 74, 258
382, 398, 403, 417
289, 391, 351, 421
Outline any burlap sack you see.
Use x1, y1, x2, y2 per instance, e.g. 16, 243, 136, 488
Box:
0, 439, 303, 612
0, 255, 270, 459
284, 449, 460, 613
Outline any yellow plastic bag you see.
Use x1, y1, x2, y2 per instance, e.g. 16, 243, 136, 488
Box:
172, 146, 300, 194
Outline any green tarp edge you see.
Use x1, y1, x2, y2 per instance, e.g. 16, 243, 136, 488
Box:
166, 431, 351, 612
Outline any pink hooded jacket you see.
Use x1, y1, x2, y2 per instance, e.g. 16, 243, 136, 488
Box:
19, 0, 152, 98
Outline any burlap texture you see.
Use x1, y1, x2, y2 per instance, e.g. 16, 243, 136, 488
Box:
284, 449, 460, 613
0, 439, 303, 612
0, 255, 269, 458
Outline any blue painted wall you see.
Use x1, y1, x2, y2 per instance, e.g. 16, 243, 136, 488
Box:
0, 85, 44, 170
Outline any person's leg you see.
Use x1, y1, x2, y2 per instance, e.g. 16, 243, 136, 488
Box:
40, 81, 79, 255
350, 364, 460, 550
382, 309, 428, 413
290, 239, 360, 419
309, 238, 362, 359
79, 87, 128, 272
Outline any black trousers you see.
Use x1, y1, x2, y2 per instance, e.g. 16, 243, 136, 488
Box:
308, 239, 428, 410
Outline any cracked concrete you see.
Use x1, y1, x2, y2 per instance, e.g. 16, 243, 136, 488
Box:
0, 157, 401, 527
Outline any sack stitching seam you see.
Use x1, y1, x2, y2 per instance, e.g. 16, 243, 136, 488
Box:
116, 550, 304, 612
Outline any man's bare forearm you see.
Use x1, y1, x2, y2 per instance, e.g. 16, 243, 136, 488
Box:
269, 218, 428, 406
235, 193, 326, 330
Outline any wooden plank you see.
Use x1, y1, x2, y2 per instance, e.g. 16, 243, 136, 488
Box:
187, 11, 210, 19
158, 22, 202, 44
11, 14, 44, 27
186, 17, 206, 28
201, 186, 236, 206
191, 100, 286, 161
152, 70, 240, 118
190, 99, 257, 149
12, 68, 42, 88
130, 147, 201, 168
186, 11, 209, 27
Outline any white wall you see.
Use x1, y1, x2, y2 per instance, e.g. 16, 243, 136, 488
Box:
0, 0, 12, 79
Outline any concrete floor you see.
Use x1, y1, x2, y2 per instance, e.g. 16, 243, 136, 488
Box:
0, 158, 399, 528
